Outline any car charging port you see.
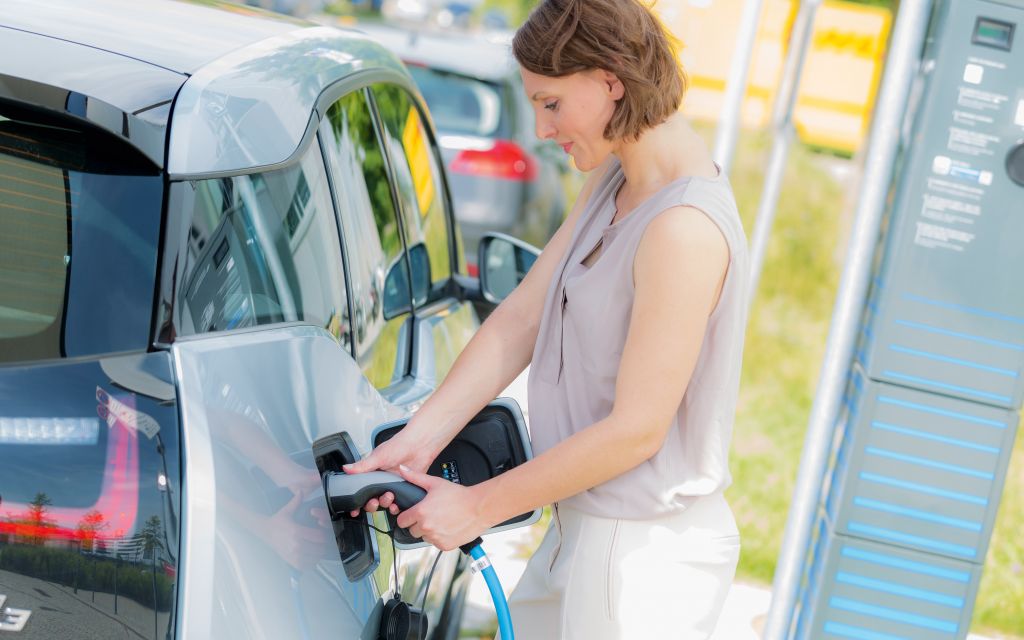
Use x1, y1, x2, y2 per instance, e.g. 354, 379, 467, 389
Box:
312, 432, 378, 582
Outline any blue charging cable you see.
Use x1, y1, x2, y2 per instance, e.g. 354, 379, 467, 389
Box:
467, 544, 514, 640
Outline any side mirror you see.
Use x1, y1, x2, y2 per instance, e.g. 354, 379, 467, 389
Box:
478, 233, 540, 304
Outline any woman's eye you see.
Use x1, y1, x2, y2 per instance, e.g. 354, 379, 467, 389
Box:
544, 101, 559, 112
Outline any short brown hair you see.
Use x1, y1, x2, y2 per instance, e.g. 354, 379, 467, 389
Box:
512, 0, 686, 142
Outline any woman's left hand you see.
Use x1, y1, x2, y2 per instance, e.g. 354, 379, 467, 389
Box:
395, 465, 489, 551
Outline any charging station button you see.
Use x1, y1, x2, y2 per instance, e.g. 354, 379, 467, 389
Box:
440, 460, 462, 484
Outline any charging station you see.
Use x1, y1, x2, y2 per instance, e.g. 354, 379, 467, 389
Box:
769, 1, 1024, 637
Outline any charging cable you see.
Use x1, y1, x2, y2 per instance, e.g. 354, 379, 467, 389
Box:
325, 471, 515, 639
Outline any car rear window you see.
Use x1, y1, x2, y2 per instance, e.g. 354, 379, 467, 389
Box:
0, 103, 163, 364
0, 352, 182, 639
406, 66, 506, 138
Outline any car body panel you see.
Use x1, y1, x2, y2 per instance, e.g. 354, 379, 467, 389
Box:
168, 26, 411, 177
0, 27, 183, 166
172, 325, 406, 638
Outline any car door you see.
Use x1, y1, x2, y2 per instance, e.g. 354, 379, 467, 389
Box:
319, 83, 470, 637
367, 82, 484, 636
167, 137, 405, 639
367, 82, 478, 407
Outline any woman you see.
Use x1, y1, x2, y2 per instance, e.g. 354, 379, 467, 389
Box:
344, 0, 750, 636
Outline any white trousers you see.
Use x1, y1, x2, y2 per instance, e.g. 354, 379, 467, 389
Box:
499, 494, 740, 639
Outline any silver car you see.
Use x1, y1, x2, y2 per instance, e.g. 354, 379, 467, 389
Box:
0, 1, 539, 637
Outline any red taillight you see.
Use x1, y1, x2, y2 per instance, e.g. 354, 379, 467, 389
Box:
467, 262, 479, 277
449, 140, 537, 181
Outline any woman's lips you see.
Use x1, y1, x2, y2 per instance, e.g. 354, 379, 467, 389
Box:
561, 142, 573, 153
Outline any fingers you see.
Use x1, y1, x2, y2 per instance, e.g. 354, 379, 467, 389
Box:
347, 493, 400, 518
396, 505, 418, 531
397, 464, 440, 490
342, 449, 383, 474
378, 491, 401, 516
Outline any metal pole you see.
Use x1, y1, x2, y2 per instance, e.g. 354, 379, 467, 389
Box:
712, 0, 766, 175
761, 2, 935, 637
747, 0, 822, 297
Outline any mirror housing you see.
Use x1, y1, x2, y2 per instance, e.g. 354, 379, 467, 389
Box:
477, 232, 540, 305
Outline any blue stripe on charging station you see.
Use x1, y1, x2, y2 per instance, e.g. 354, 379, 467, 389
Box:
847, 522, 976, 558
902, 293, 1024, 325
876, 396, 1006, 428
870, 421, 1000, 454
864, 447, 994, 480
888, 344, 1018, 377
835, 572, 964, 608
893, 319, 1024, 351
852, 497, 982, 531
882, 371, 1012, 404
840, 547, 971, 583
829, 597, 959, 634
859, 471, 988, 506
823, 621, 909, 640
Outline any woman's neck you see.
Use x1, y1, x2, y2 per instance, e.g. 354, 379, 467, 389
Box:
613, 113, 715, 194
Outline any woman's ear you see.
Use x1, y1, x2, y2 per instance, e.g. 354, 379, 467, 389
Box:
600, 69, 625, 101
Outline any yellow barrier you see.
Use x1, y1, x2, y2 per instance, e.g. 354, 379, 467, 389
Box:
657, 0, 891, 155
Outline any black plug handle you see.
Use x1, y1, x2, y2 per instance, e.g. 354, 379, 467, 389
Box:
324, 471, 427, 518
459, 537, 483, 555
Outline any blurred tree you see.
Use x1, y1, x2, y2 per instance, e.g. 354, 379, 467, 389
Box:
478, 0, 894, 31
76, 510, 107, 553
26, 492, 54, 545
478, 0, 535, 27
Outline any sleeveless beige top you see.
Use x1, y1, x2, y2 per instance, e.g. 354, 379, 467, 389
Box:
527, 156, 750, 519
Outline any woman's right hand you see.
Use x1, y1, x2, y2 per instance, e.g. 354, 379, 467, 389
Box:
341, 428, 437, 517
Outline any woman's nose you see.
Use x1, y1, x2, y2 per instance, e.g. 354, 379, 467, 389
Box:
535, 117, 555, 141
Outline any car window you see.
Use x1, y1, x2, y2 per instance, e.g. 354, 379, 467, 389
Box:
0, 107, 163, 364
370, 84, 453, 307
175, 138, 351, 351
0, 352, 182, 640
321, 89, 412, 389
406, 66, 507, 138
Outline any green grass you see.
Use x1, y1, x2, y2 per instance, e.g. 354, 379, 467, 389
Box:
722, 128, 843, 590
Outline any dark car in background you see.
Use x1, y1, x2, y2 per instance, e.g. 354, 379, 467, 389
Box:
354, 22, 579, 273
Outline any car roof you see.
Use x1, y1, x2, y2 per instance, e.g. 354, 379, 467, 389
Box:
0, 0, 305, 75
0, 0, 412, 174
353, 22, 518, 83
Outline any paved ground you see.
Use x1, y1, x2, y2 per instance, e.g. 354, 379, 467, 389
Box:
464, 368, 999, 639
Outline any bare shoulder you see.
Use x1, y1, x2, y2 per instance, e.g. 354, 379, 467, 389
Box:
638, 205, 729, 269
633, 206, 729, 315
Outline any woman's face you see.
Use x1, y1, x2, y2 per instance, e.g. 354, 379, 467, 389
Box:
520, 67, 623, 171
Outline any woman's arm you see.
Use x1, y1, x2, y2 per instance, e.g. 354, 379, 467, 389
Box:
343, 159, 615, 478
395, 205, 730, 550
